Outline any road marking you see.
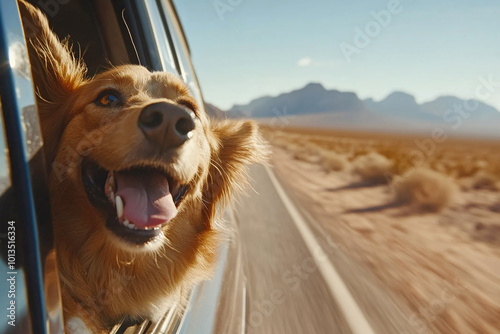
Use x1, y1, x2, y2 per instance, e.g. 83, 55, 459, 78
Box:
265, 166, 376, 334
228, 206, 248, 334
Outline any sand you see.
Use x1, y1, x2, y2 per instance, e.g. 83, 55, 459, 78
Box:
267, 127, 500, 334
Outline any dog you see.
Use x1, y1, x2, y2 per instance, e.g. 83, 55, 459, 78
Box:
19, 1, 267, 332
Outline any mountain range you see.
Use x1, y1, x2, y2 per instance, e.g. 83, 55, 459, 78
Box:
226, 83, 500, 137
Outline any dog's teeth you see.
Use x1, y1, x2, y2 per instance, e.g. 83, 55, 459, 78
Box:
106, 189, 113, 203
122, 220, 138, 230
105, 172, 117, 204
116, 196, 124, 220
105, 172, 116, 194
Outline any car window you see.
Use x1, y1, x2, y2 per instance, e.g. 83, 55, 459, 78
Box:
0, 1, 64, 333
0, 102, 10, 197
117, 0, 177, 74
143, 0, 178, 74
5, 1, 225, 333
158, 0, 205, 110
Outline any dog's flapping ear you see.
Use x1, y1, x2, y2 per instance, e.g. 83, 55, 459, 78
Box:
18, 0, 86, 98
18, 0, 87, 165
203, 120, 269, 226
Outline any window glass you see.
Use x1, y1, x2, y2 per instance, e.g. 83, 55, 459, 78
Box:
158, 0, 204, 108
144, 0, 178, 74
0, 100, 11, 197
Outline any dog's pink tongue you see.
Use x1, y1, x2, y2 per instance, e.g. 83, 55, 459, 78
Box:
114, 171, 177, 228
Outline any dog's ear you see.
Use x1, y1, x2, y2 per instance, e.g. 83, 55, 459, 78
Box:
18, 0, 87, 164
19, 0, 86, 99
203, 120, 269, 226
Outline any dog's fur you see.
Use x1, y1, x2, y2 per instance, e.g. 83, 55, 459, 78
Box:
19, 1, 266, 332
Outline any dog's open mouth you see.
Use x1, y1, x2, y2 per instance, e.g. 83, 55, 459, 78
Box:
81, 160, 188, 245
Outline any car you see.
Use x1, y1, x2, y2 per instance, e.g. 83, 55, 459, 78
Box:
0, 1, 246, 333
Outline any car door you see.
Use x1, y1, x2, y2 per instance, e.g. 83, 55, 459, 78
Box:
0, 1, 247, 333
0, 1, 64, 333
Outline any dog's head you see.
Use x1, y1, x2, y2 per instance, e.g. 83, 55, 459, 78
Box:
52, 66, 223, 251
20, 1, 267, 255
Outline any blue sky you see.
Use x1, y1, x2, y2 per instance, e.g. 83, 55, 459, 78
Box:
173, 0, 500, 111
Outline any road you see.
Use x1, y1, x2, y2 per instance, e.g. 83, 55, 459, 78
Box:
234, 165, 415, 334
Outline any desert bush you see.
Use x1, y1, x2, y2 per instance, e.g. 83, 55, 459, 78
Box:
391, 168, 457, 212
279, 142, 300, 152
469, 171, 499, 191
294, 150, 314, 162
377, 146, 401, 161
292, 144, 321, 163
455, 160, 482, 178
351, 149, 372, 160
320, 150, 349, 172
491, 161, 500, 175
352, 152, 394, 184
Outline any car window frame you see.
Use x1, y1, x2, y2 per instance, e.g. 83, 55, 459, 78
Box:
0, 1, 64, 333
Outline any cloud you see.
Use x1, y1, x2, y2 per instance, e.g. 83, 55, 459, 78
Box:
297, 57, 312, 67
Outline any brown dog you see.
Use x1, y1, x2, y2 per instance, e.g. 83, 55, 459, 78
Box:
19, 1, 266, 332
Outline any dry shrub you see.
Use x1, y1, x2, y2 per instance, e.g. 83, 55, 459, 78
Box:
293, 144, 321, 163
492, 162, 500, 176
376, 146, 400, 161
320, 150, 348, 172
469, 171, 499, 191
432, 161, 448, 174
294, 150, 314, 163
392, 168, 457, 212
351, 149, 371, 160
455, 161, 482, 178
279, 142, 301, 153
352, 152, 394, 184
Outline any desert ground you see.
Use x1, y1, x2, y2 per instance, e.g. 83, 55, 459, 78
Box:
263, 126, 500, 334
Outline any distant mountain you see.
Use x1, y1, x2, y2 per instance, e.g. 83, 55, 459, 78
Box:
229, 83, 365, 118
367, 93, 500, 123
420, 96, 500, 121
365, 91, 437, 121
226, 83, 500, 137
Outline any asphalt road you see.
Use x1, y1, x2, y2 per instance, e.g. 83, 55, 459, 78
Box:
234, 165, 415, 334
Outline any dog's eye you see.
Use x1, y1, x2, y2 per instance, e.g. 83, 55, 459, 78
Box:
95, 90, 124, 108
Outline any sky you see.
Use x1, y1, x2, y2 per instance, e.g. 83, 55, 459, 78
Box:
173, 0, 500, 111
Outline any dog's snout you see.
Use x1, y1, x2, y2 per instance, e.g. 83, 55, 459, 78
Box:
139, 102, 195, 148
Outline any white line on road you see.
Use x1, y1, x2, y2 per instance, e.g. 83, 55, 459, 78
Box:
265, 166, 376, 334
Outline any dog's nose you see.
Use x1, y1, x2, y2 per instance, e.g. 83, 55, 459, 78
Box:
138, 102, 196, 148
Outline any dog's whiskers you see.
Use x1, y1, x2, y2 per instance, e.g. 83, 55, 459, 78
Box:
115, 253, 136, 268
121, 9, 141, 66
162, 238, 181, 254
